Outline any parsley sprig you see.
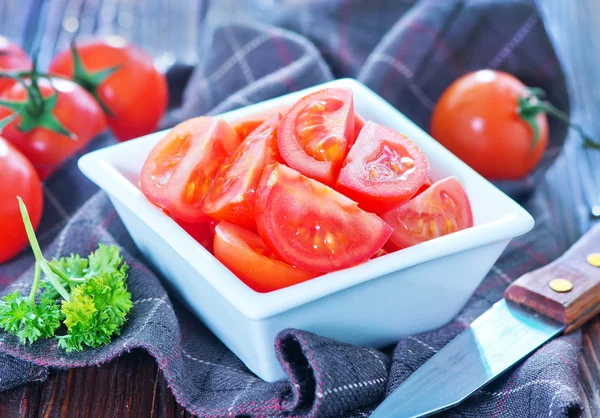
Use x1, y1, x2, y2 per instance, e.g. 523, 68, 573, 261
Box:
0, 198, 133, 351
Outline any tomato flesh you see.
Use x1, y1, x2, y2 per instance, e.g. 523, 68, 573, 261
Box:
0, 137, 43, 263
278, 88, 354, 185
336, 121, 429, 213
354, 113, 365, 140
231, 104, 291, 140
176, 219, 214, 253
140, 117, 241, 222
414, 177, 433, 197
201, 115, 281, 229
255, 163, 392, 273
382, 177, 473, 249
213, 221, 319, 292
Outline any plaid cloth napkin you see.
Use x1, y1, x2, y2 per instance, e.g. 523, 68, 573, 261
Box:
0, 0, 592, 416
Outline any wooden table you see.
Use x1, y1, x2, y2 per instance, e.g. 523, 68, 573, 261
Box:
1, 0, 600, 416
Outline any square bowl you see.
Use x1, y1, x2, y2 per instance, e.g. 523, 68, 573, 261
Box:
78, 78, 534, 382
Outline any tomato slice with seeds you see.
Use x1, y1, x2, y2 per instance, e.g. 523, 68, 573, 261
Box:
140, 117, 241, 222
201, 115, 281, 229
278, 88, 354, 185
214, 221, 319, 292
336, 121, 429, 213
231, 104, 291, 140
382, 177, 473, 249
255, 163, 392, 273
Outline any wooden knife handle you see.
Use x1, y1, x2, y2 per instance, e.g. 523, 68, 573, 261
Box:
504, 223, 600, 334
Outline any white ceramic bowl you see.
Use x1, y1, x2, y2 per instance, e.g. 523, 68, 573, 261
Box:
78, 79, 534, 382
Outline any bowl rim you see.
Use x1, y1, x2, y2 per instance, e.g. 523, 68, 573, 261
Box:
78, 78, 534, 320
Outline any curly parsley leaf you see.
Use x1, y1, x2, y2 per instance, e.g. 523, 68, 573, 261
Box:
0, 290, 62, 344
0, 198, 134, 352
58, 270, 133, 352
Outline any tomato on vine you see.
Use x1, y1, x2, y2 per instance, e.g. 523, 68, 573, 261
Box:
49, 36, 168, 142
431, 70, 599, 180
0, 61, 106, 179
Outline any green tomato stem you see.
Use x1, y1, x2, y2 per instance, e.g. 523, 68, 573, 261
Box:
28, 262, 41, 306
518, 88, 600, 150
17, 197, 71, 302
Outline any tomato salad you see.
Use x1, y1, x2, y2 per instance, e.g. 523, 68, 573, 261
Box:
140, 88, 474, 292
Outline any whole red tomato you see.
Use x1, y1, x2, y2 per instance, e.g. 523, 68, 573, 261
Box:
49, 36, 168, 142
430, 70, 549, 180
0, 137, 43, 263
0, 36, 31, 94
0, 77, 106, 179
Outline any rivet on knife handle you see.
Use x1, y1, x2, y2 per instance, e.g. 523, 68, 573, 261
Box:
504, 223, 600, 334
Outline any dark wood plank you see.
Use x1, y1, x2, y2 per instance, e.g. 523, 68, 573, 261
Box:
0, 351, 194, 418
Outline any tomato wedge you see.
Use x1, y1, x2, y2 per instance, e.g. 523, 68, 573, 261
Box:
176, 219, 214, 253
231, 104, 291, 140
414, 177, 433, 197
382, 177, 473, 249
336, 121, 429, 213
140, 117, 241, 222
255, 163, 392, 273
214, 221, 319, 292
354, 113, 365, 140
201, 115, 281, 229
278, 88, 354, 185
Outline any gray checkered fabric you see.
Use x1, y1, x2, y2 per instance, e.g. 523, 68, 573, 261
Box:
0, 0, 597, 416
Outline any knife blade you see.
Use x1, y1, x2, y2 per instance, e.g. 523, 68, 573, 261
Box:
370, 223, 600, 418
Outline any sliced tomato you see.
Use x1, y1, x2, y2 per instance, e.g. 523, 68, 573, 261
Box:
354, 113, 365, 140
255, 163, 392, 273
176, 219, 214, 253
382, 177, 473, 249
231, 103, 291, 140
336, 121, 429, 213
201, 115, 281, 229
278, 88, 354, 185
414, 177, 433, 197
207, 219, 218, 234
140, 117, 241, 222
372, 248, 388, 259
214, 221, 319, 292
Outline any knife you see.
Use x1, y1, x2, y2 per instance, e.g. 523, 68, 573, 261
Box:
370, 223, 600, 418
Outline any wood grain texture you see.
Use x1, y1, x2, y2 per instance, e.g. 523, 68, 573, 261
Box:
0, 351, 193, 418
505, 224, 600, 333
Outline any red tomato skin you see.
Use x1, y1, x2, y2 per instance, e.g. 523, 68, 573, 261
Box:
0, 78, 106, 180
382, 177, 473, 249
255, 163, 392, 273
232, 104, 291, 140
140, 117, 241, 223
49, 37, 168, 142
201, 115, 281, 229
430, 70, 548, 180
176, 219, 214, 253
278, 88, 355, 185
0, 37, 31, 94
0, 137, 43, 263
213, 221, 319, 292
336, 122, 429, 213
